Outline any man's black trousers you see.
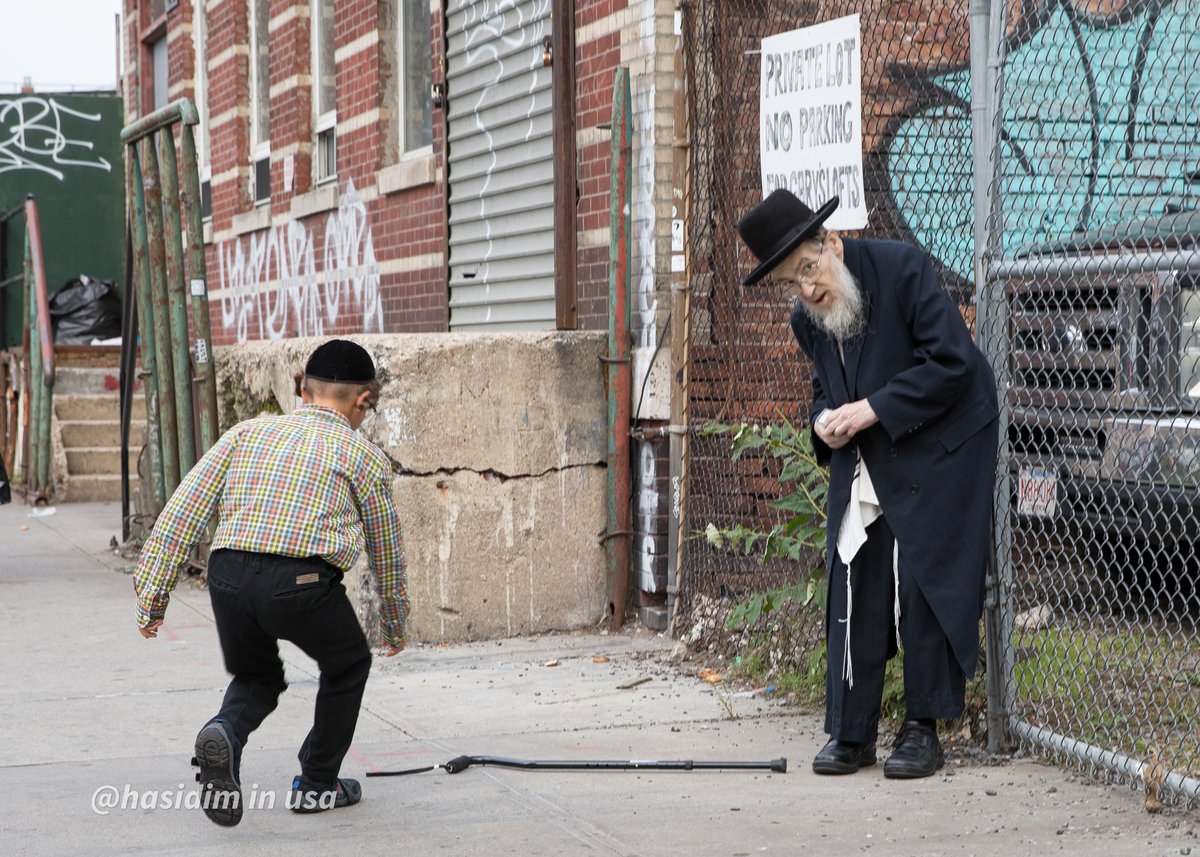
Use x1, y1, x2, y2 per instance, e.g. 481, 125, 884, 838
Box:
824, 517, 967, 743
206, 548, 372, 787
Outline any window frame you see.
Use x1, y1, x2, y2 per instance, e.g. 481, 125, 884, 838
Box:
249, 0, 271, 204
398, 0, 433, 158
312, 0, 337, 185
194, 0, 212, 220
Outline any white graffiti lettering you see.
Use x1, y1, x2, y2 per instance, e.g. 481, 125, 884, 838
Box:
633, 10, 658, 354
0, 97, 112, 180
218, 179, 382, 342
637, 441, 663, 592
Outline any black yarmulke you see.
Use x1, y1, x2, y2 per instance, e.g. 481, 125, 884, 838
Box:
304, 339, 376, 383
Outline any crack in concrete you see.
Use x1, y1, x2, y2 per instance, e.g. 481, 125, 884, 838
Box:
383, 459, 606, 482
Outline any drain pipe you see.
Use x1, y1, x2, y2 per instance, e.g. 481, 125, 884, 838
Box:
604, 67, 633, 630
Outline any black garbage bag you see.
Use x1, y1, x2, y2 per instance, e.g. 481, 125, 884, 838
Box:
48, 275, 122, 344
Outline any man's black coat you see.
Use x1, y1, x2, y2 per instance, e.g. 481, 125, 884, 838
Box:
789, 237, 999, 674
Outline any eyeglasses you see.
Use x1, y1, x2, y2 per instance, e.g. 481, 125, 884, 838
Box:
793, 237, 827, 286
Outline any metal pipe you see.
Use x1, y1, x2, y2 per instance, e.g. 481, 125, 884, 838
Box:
24, 229, 42, 496
140, 136, 181, 496
970, 0, 1009, 755
129, 145, 166, 511
24, 229, 52, 499
0, 203, 25, 225
120, 98, 200, 145
991, 249, 1200, 280
552, 0, 578, 330
1010, 719, 1200, 802
119, 229, 136, 541
606, 67, 633, 631
969, 0, 993, 342
157, 126, 197, 475
979, 0, 1016, 755
0, 202, 10, 343
179, 121, 219, 454
27, 196, 55, 494
23, 197, 54, 390
667, 9, 692, 634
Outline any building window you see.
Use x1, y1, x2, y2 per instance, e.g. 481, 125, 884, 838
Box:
313, 0, 336, 183
399, 0, 432, 155
249, 0, 271, 203
152, 36, 169, 111
194, 0, 212, 219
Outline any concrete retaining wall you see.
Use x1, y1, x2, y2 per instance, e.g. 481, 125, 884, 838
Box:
213, 332, 609, 643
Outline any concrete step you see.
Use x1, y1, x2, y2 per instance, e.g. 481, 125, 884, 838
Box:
66, 446, 140, 475
64, 474, 124, 502
55, 393, 146, 422
60, 420, 146, 449
51, 366, 139, 396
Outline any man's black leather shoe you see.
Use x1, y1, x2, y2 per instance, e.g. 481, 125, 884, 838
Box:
812, 738, 877, 775
883, 720, 944, 779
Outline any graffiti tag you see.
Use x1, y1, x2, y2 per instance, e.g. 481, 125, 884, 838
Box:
0, 97, 113, 180
217, 179, 383, 342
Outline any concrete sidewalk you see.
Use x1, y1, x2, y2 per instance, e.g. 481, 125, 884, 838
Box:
0, 501, 1193, 856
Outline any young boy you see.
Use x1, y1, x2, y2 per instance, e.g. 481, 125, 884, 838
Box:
133, 339, 408, 826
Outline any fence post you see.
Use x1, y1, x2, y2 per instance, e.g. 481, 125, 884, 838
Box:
971, 0, 1016, 755
606, 67, 633, 630
128, 146, 167, 511
24, 230, 42, 497
23, 197, 55, 501
178, 121, 219, 453
157, 126, 198, 476
667, 22, 692, 634
139, 137, 182, 497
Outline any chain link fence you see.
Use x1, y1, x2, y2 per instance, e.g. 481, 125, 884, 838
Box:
678, 0, 1200, 802
678, 0, 977, 675
984, 0, 1200, 803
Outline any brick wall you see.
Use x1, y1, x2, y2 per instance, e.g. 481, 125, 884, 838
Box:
125, 0, 449, 347
124, 0, 678, 623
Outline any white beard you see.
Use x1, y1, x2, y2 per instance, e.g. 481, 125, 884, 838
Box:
796, 255, 866, 343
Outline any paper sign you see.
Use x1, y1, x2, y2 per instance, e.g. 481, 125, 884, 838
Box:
759, 14, 867, 230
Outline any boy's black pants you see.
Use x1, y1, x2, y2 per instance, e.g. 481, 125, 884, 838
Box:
206, 548, 372, 787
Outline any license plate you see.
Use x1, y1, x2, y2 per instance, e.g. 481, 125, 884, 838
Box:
1018, 465, 1057, 518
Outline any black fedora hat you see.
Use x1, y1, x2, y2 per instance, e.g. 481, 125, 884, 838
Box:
738, 190, 839, 285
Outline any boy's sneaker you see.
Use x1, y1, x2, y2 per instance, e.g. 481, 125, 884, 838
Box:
192, 720, 242, 826
289, 775, 362, 813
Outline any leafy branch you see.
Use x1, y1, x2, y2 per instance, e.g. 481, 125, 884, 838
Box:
698, 417, 830, 629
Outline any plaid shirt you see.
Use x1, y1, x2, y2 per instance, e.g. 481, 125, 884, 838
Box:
134, 404, 408, 647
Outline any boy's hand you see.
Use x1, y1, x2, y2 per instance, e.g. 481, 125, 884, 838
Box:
139, 620, 164, 639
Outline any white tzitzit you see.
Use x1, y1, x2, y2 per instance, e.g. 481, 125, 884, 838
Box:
833, 451, 902, 690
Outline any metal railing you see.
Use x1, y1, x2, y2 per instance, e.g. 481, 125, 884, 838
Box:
0, 196, 56, 502
121, 98, 219, 523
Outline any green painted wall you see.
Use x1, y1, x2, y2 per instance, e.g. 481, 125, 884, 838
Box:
0, 91, 125, 348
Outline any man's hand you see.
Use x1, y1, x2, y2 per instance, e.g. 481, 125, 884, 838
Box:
139, 620, 163, 639
814, 399, 879, 449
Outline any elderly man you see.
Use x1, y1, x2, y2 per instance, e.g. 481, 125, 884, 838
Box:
738, 190, 998, 778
